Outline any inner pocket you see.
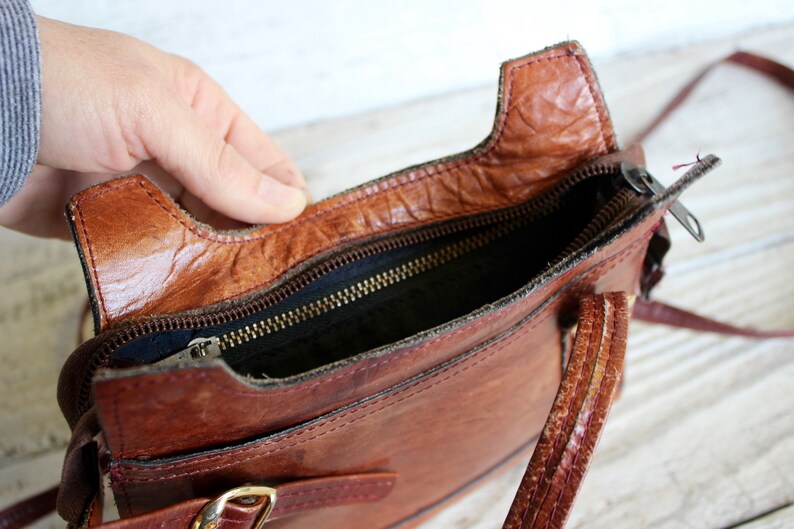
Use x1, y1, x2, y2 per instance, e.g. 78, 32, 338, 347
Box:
111, 171, 638, 378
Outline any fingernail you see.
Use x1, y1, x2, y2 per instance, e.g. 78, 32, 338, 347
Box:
269, 166, 305, 188
258, 177, 306, 210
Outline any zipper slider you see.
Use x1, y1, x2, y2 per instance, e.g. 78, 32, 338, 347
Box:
160, 336, 222, 366
619, 162, 705, 242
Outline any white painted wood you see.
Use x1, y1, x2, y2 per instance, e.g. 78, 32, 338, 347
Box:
29, 0, 794, 131
1, 22, 793, 529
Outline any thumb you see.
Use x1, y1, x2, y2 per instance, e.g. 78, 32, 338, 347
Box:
136, 92, 307, 225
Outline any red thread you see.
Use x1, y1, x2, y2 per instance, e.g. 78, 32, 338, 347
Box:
672, 153, 703, 171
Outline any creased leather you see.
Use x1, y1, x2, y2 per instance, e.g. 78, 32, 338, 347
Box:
66, 42, 616, 331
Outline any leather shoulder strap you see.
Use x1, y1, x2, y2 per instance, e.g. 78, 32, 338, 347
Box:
502, 293, 628, 529
630, 51, 794, 145
633, 299, 794, 338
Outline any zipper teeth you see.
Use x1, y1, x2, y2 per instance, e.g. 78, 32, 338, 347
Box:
554, 188, 635, 265
218, 219, 520, 350
76, 161, 621, 415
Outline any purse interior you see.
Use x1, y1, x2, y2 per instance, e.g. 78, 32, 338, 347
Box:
112, 172, 637, 379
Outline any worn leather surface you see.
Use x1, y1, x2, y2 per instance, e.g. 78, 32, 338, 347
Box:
66, 41, 616, 331
502, 293, 627, 529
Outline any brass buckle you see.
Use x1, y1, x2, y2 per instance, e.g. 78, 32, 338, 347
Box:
191, 486, 277, 529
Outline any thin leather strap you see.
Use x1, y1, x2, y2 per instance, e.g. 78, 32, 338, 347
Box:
633, 298, 794, 338
503, 293, 629, 529
0, 486, 58, 529
630, 51, 794, 145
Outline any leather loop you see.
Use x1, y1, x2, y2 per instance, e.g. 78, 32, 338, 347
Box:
57, 408, 101, 527
502, 292, 629, 529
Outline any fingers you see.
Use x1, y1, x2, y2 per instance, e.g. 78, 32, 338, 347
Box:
175, 64, 308, 191
135, 90, 307, 225
223, 110, 306, 189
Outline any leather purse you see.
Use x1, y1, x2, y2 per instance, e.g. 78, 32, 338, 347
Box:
4, 41, 793, 529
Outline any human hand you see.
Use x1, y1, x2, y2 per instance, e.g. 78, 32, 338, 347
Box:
0, 16, 309, 238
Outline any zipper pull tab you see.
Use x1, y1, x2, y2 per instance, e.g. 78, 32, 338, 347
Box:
160, 336, 222, 366
619, 162, 705, 242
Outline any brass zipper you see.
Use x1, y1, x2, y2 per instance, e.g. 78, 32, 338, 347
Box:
74, 159, 712, 417
161, 219, 524, 365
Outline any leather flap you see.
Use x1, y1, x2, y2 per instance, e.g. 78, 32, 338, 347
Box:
67, 41, 617, 331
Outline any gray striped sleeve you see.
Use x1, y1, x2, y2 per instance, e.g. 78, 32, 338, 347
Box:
0, 0, 40, 206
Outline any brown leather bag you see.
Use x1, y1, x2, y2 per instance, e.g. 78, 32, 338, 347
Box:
4, 41, 793, 529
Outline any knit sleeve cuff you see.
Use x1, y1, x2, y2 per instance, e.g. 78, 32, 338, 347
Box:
0, 0, 40, 206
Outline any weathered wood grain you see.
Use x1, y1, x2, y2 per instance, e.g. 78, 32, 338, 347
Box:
0, 23, 792, 529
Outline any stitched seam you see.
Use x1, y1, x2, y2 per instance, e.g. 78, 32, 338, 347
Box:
109, 236, 648, 460
540, 296, 619, 529
77, 50, 611, 322
75, 205, 110, 325
110, 465, 134, 518
277, 481, 394, 501
516, 296, 600, 528
113, 386, 126, 456
572, 54, 613, 152
276, 493, 384, 513
73, 180, 140, 326
153, 513, 192, 529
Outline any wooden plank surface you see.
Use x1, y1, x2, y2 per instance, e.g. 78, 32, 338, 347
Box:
1, 24, 792, 529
